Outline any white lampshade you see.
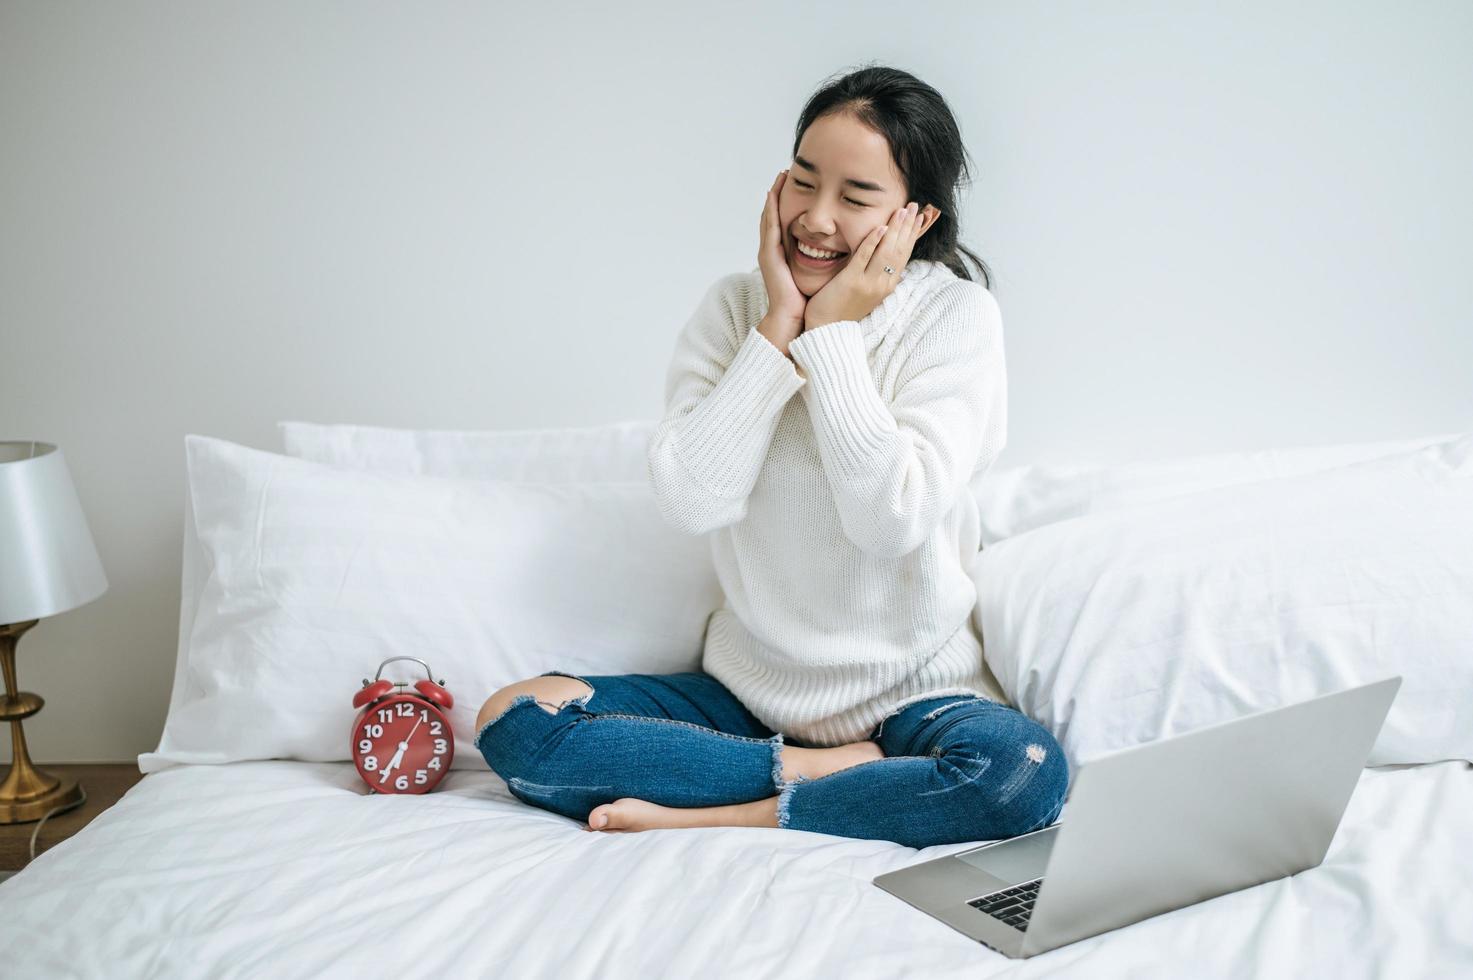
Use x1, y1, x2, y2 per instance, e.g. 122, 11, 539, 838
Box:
0, 441, 108, 625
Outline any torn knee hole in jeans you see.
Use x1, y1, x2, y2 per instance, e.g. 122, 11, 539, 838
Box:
535, 673, 595, 715
477, 686, 590, 746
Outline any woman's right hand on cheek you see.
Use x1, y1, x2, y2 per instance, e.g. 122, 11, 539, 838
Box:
757, 169, 806, 360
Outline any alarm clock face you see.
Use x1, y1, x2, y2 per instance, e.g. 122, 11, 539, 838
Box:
353, 694, 454, 794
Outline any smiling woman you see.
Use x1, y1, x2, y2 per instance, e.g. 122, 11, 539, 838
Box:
475, 64, 1042, 850
783, 115, 923, 280
778, 66, 993, 295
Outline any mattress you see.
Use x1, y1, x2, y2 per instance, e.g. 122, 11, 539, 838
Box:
1, 759, 1469, 978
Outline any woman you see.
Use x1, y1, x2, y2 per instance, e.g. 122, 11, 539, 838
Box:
474, 65, 1068, 850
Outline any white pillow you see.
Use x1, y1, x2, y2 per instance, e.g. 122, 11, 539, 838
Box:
278, 419, 656, 483
141, 435, 721, 774
970, 433, 1473, 777
971, 432, 1462, 547
163, 419, 669, 775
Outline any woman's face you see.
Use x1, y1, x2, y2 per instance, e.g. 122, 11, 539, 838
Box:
779, 112, 940, 296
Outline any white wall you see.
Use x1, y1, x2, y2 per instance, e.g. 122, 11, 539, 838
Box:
2, 1, 1469, 763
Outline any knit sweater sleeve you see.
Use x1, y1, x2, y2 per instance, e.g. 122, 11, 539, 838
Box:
786, 280, 1006, 559
647, 274, 807, 535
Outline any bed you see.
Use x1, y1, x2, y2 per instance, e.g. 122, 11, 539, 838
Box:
0, 420, 1468, 978
1, 757, 1469, 978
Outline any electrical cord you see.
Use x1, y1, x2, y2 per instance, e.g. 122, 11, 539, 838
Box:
24, 782, 88, 867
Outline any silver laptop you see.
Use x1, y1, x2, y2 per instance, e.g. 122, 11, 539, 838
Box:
874, 676, 1401, 959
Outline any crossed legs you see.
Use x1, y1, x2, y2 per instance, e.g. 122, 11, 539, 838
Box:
473, 675, 883, 833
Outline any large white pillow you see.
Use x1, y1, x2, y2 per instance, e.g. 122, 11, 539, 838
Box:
279, 419, 656, 483
141, 435, 721, 774
970, 432, 1473, 777
164, 419, 669, 776
970, 431, 1462, 547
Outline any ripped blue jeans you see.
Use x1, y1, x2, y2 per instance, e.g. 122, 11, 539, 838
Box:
474, 670, 1069, 849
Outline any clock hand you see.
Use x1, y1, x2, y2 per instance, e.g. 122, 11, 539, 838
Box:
383, 744, 407, 778
383, 715, 424, 777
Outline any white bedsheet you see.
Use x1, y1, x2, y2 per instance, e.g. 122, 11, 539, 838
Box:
2, 760, 1470, 979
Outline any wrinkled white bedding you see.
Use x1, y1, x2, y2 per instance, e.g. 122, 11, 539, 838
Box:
2, 759, 1469, 978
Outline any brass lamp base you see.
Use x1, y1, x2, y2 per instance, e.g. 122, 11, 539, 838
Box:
0, 769, 84, 824
0, 619, 86, 825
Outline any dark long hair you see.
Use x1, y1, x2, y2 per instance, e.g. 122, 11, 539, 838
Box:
791, 64, 993, 289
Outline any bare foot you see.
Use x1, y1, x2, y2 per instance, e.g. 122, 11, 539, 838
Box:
585, 798, 692, 833
585, 796, 778, 833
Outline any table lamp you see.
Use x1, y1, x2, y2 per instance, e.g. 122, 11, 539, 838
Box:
0, 440, 108, 823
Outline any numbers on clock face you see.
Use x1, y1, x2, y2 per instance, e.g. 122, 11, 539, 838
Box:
357, 700, 450, 791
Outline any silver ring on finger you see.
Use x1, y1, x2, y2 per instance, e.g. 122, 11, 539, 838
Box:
883, 265, 896, 276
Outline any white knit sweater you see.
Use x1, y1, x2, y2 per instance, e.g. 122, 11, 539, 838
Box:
647, 258, 1010, 747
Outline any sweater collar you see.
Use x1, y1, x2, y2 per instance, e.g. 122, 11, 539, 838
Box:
749, 258, 953, 340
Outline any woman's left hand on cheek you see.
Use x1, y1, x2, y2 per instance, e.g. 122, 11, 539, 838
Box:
803, 202, 925, 331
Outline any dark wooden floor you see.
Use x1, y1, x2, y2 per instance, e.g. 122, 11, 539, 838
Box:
0, 764, 145, 871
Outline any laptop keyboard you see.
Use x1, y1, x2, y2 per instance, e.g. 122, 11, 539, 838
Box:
967, 877, 1044, 931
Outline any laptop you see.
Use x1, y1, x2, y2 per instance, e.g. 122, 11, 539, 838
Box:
873, 676, 1401, 959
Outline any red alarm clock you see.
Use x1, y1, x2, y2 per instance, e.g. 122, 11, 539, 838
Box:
350, 656, 455, 794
